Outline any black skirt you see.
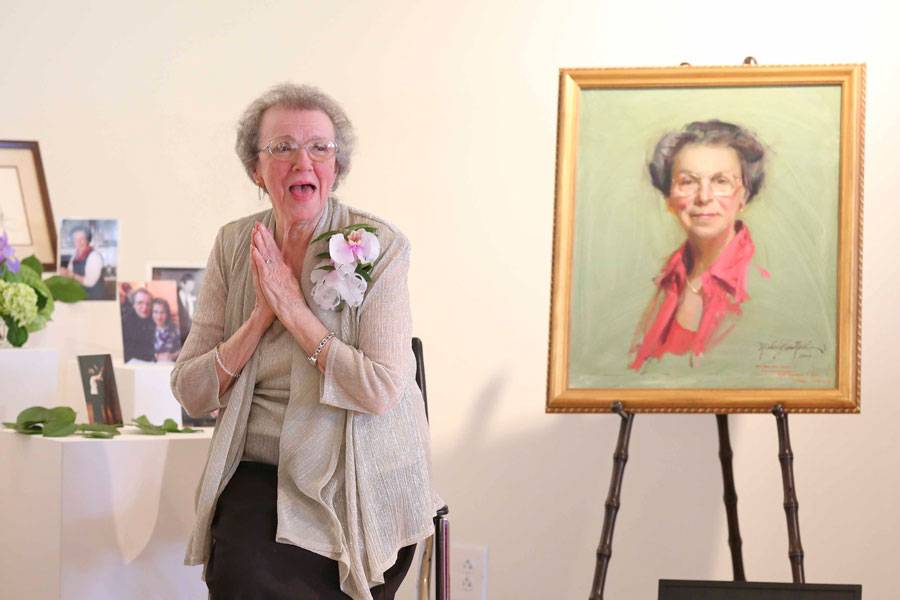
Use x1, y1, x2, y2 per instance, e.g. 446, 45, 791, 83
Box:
207, 461, 416, 600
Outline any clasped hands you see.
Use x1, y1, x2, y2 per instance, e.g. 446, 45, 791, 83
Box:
249, 222, 309, 329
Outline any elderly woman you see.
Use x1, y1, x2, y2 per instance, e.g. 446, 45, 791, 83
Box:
171, 84, 441, 600
59, 226, 105, 299
630, 119, 768, 370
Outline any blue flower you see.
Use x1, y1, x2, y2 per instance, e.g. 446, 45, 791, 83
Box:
0, 229, 20, 273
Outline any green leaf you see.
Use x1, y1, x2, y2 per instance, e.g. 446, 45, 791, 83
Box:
311, 229, 341, 244
343, 223, 377, 234
77, 423, 121, 435
315, 251, 331, 259
132, 415, 166, 435
16, 406, 49, 427
80, 430, 118, 439
357, 269, 371, 282
45, 275, 87, 303
78, 424, 120, 439
16, 263, 49, 299
173, 426, 199, 433
15, 424, 43, 435
43, 420, 77, 437
163, 418, 198, 433
26, 312, 50, 333
46, 406, 77, 423
132, 415, 154, 428
20, 255, 43, 274
3, 422, 18, 429
42, 406, 77, 437
3, 316, 28, 347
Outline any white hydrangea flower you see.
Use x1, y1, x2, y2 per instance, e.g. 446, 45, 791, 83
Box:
1, 281, 38, 327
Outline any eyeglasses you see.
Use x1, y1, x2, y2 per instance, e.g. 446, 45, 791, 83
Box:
258, 136, 338, 163
671, 172, 742, 199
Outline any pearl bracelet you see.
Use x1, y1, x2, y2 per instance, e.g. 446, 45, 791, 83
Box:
215, 343, 239, 379
307, 331, 335, 366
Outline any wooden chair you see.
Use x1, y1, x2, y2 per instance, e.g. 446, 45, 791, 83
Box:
412, 337, 450, 600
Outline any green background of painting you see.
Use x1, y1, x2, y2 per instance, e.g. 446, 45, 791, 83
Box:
568, 85, 841, 389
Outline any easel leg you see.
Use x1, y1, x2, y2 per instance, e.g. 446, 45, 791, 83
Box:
589, 401, 634, 600
716, 414, 746, 581
772, 404, 805, 583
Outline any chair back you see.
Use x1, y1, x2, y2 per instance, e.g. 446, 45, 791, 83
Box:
412, 337, 429, 421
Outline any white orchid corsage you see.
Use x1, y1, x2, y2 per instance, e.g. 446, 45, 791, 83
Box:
309, 224, 380, 311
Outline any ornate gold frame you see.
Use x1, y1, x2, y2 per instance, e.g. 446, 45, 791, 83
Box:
546, 64, 865, 413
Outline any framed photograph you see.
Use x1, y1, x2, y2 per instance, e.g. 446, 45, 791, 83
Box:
150, 265, 206, 346
77, 354, 123, 425
0, 141, 56, 269
118, 280, 181, 364
658, 579, 861, 599
58, 218, 119, 300
546, 64, 864, 413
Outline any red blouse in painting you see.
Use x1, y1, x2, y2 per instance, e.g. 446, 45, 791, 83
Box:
630, 223, 766, 370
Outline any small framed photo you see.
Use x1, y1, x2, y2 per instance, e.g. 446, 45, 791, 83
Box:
119, 280, 181, 364
547, 64, 864, 414
150, 265, 206, 346
58, 218, 119, 301
0, 140, 57, 269
77, 354, 123, 425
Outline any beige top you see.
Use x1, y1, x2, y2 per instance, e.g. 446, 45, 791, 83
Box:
171, 198, 442, 600
243, 321, 292, 464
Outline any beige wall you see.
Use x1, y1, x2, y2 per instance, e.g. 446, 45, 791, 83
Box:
3, 0, 899, 598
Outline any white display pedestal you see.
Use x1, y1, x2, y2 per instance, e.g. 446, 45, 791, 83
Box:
0, 348, 60, 422
0, 428, 212, 600
114, 363, 184, 425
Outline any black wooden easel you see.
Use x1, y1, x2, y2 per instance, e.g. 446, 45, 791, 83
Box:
587, 403, 805, 599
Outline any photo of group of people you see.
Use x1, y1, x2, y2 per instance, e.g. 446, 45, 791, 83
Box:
119, 280, 183, 364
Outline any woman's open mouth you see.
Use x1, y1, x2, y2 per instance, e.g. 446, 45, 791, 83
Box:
289, 183, 318, 199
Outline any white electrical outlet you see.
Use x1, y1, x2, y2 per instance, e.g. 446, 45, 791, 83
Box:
450, 543, 488, 600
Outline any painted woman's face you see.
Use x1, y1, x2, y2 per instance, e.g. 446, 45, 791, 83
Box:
667, 143, 747, 241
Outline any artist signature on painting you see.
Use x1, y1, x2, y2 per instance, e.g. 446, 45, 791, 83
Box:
757, 340, 827, 362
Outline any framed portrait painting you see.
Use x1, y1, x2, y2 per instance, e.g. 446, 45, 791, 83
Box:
546, 64, 864, 413
0, 141, 56, 269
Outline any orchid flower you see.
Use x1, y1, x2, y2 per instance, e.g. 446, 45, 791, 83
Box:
329, 229, 380, 269
309, 226, 380, 310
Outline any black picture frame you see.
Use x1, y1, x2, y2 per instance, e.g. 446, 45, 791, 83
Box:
659, 579, 861, 600
76, 354, 123, 426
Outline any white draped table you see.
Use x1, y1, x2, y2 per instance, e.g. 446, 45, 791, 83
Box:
0, 428, 212, 600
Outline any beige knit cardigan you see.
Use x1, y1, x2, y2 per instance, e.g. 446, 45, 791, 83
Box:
171, 198, 441, 600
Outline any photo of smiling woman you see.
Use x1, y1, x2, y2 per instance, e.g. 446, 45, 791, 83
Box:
630, 120, 767, 370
